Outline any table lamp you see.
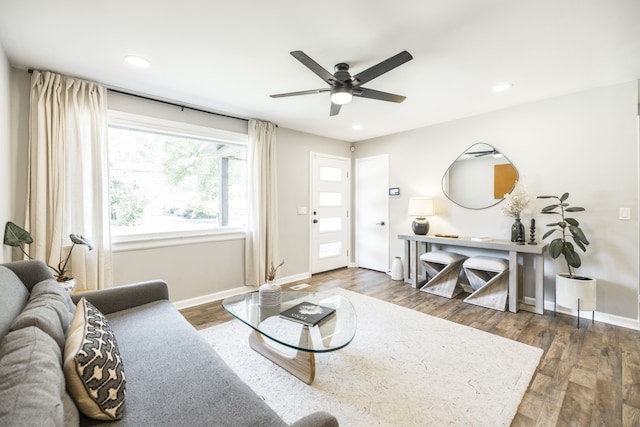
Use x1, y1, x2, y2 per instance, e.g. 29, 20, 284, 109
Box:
408, 197, 434, 235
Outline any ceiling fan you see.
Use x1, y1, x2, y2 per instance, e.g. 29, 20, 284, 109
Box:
270, 50, 413, 116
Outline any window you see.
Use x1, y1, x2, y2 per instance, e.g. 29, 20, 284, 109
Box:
108, 112, 247, 240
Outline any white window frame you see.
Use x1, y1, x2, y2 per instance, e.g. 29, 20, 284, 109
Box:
107, 111, 248, 252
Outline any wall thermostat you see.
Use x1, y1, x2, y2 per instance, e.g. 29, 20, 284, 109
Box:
389, 187, 400, 196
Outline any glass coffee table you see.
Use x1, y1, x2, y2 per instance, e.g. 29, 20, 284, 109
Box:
222, 291, 357, 384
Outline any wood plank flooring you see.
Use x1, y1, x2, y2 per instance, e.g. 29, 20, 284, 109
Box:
180, 267, 640, 427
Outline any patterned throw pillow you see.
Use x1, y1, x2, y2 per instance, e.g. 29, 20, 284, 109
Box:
63, 298, 126, 420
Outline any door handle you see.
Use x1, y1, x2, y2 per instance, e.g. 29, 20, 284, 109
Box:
376, 221, 386, 226
313, 219, 318, 224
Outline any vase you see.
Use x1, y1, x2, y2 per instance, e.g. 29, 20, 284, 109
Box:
259, 281, 281, 308
390, 257, 404, 281
511, 218, 525, 243
60, 278, 77, 293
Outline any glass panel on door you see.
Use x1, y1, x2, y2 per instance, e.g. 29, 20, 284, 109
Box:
319, 192, 341, 207
319, 217, 342, 233
319, 167, 342, 182
319, 242, 342, 258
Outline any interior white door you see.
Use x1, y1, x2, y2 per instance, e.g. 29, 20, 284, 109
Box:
310, 153, 350, 274
356, 154, 389, 272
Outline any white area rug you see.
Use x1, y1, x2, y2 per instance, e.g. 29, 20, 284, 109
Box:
199, 289, 542, 426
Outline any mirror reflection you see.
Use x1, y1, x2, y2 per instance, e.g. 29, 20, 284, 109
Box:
442, 143, 518, 210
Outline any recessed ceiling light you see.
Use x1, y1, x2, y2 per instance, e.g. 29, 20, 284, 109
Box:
492, 83, 513, 92
352, 124, 363, 131
124, 55, 151, 68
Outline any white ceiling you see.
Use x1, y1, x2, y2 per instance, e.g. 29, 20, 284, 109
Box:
1, 0, 639, 142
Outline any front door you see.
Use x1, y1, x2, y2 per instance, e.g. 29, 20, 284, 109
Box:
310, 153, 350, 274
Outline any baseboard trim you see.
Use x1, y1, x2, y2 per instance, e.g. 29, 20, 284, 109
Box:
173, 286, 254, 310
543, 300, 640, 331
172, 272, 312, 310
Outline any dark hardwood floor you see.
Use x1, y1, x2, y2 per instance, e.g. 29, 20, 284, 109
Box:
180, 267, 640, 427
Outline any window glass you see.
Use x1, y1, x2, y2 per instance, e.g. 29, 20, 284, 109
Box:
108, 116, 247, 237
319, 192, 342, 207
319, 166, 342, 182
319, 242, 342, 258
318, 217, 342, 232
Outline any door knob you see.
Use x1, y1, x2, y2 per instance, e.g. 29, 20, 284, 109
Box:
313, 219, 318, 224
376, 221, 386, 226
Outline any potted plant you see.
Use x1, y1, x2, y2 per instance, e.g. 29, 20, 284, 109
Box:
259, 260, 284, 308
3, 221, 93, 290
537, 193, 596, 323
502, 181, 529, 243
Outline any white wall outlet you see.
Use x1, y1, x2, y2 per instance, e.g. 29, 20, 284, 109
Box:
297, 207, 308, 215
619, 207, 631, 220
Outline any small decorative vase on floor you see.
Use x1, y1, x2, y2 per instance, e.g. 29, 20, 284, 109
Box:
259, 281, 281, 308
390, 257, 404, 281
511, 218, 525, 243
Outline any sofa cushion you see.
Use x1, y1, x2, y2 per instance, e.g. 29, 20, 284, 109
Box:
96, 299, 288, 427
0, 326, 79, 426
11, 279, 74, 349
0, 266, 30, 342
64, 298, 126, 421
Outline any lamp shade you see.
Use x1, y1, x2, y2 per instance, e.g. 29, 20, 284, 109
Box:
408, 197, 434, 217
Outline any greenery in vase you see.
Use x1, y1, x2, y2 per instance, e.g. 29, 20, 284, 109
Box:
537, 193, 589, 277
3, 221, 93, 282
266, 260, 284, 282
501, 182, 529, 219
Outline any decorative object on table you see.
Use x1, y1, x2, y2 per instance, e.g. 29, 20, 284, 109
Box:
408, 197, 434, 235
528, 218, 536, 244
259, 260, 284, 308
3, 221, 93, 290
279, 301, 336, 327
390, 257, 404, 281
501, 182, 529, 243
538, 192, 595, 328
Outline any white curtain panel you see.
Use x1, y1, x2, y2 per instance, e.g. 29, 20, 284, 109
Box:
245, 119, 279, 286
26, 71, 112, 290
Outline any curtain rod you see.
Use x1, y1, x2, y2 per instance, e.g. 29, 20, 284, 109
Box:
106, 88, 249, 123
27, 68, 249, 123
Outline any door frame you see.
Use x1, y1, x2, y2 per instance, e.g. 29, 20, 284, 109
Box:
309, 152, 351, 275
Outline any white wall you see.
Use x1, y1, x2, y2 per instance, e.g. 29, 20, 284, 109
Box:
354, 81, 639, 321
0, 45, 10, 262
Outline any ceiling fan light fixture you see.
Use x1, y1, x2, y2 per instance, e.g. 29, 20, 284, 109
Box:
330, 87, 353, 105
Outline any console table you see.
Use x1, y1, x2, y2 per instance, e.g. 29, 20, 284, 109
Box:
398, 234, 548, 314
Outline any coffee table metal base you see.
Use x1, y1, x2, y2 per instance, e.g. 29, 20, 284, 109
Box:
248, 328, 316, 384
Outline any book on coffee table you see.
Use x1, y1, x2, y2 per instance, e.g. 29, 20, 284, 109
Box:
279, 301, 336, 327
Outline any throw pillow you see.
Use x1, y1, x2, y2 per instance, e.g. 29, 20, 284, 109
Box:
63, 298, 126, 420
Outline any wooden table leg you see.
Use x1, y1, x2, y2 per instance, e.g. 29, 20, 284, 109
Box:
248, 328, 316, 384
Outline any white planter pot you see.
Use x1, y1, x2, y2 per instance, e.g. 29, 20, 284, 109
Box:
555, 274, 596, 311
390, 257, 404, 281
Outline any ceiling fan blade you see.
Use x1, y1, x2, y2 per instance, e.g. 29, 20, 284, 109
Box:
350, 50, 413, 87
329, 102, 342, 116
353, 87, 406, 103
290, 51, 337, 85
270, 88, 330, 98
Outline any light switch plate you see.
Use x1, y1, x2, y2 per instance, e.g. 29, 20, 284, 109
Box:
297, 207, 308, 215
619, 207, 631, 220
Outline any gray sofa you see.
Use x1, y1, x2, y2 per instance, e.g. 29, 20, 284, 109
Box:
0, 260, 338, 426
